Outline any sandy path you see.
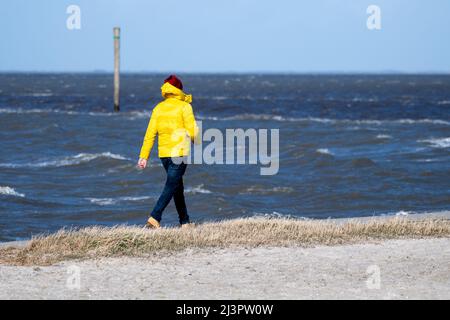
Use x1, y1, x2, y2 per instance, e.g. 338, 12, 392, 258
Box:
1, 238, 449, 299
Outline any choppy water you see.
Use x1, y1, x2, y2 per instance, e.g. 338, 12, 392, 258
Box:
0, 74, 449, 241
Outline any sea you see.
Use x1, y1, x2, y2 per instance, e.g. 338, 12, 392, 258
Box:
0, 73, 449, 241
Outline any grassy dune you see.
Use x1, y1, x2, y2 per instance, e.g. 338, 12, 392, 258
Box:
1, 217, 449, 266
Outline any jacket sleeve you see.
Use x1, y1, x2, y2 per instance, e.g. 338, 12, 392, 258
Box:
139, 110, 158, 159
182, 103, 199, 143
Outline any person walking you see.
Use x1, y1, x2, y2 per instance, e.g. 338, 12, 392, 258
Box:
137, 75, 198, 228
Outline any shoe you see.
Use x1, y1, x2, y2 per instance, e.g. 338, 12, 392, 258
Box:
145, 217, 161, 229
180, 222, 194, 229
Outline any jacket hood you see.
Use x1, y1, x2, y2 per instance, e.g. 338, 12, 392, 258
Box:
161, 82, 192, 103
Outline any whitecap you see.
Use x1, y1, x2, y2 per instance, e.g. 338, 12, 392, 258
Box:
245, 186, 294, 194
30, 93, 53, 97
380, 210, 415, 217
395, 119, 449, 125
316, 148, 334, 156
196, 115, 219, 121
376, 134, 392, 139
395, 210, 412, 216
0, 152, 129, 168
126, 110, 152, 119
352, 97, 378, 102
87, 196, 152, 206
381, 210, 450, 217
415, 159, 433, 162
0, 108, 118, 117
195, 113, 450, 126
0, 108, 52, 114
120, 196, 152, 201
418, 137, 450, 148
185, 184, 212, 194
1, 107, 448, 126
0, 107, 154, 122
252, 211, 300, 220
0, 108, 78, 115
0, 186, 25, 198
88, 198, 117, 206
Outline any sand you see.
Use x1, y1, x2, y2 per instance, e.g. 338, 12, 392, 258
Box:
1, 237, 449, 299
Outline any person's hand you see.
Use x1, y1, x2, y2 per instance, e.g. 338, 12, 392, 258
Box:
137, 158, 148, 169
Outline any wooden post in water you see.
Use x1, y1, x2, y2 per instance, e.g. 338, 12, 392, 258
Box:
113, 27, 120, 112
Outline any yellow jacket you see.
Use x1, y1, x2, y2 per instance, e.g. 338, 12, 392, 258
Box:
139, 82, 198, 159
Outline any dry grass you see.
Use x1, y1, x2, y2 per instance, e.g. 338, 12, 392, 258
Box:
1, 217, 449, 266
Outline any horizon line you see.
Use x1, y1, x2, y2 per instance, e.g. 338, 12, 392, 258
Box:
1, 70, 450, 75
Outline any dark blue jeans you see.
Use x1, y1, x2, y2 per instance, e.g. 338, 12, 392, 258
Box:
151, 157, 189, 225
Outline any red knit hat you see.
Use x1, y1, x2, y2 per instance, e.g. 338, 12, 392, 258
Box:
164, 75, 183, 90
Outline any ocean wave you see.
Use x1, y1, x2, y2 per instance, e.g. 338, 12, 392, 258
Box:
245, 186, 294, 195
413, 158, 447, 162
196, 115, 219, 121
394, 210, 412, 216
414, 159, 434, 162
0, 152, 129, 169
197, 113, 450, 125
0, 107, 53, 114
126, 110, 152, 119
381, 210, 415, 217
418, 137, 450, 148
185, 184, 212, 194
437, 100, 450, 105
197, 114, 288, 121
376, 134, 392, 139
0, 108, 76, 115
0, 186, 25, 198
0, 107, 155, 120
29, 93, 53, 97
1, 108, 448, 126
0, 108, 120, 117
87, 196, 152, 206
351, 97, 378, 102
382, 210, 450, 217
316, 148, 334, 156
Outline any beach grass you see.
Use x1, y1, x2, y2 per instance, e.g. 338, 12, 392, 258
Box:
1, 217, 449, 266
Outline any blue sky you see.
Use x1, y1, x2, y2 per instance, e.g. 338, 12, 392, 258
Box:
1, 0, 449, 73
